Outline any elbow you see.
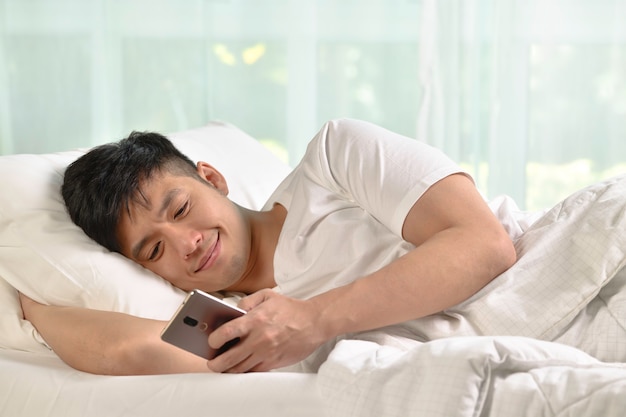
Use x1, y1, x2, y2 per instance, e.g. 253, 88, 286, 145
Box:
108, 336, 167, 376
54, 346, 129, 376
79, 342, 156, 376
66, 343, 138, 376
488, 228, 517, 279
103, 331, 209, 376
59, 330, 160, 376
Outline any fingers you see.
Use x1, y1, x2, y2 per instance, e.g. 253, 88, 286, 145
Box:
208, 289, 275, 350
206, 346, 260, 373
206, 291, 319, 374
206, 294, 276, 373
206, 336, 278, 373
206, 313, 263, 373
237, 288, 276, 311
207, 316, 246, 351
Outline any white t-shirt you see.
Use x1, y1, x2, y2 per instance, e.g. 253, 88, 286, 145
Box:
264, 119, 466, 299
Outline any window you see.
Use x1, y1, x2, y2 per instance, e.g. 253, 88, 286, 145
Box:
1, 0, 624, 210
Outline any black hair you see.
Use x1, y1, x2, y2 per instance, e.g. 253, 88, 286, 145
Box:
61, 131, 197, 253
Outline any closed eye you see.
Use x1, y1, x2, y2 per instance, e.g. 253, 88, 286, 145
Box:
174, 202, 188, 219
148, 242, 161, 261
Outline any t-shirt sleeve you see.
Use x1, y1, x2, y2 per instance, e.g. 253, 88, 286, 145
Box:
308, 118, 468, 237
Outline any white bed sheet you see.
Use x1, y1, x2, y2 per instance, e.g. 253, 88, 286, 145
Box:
0, 349, 324, 417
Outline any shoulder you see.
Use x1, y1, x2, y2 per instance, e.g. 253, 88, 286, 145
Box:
310, 118, 457, 172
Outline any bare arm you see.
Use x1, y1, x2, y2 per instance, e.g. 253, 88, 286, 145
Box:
207, 174, 516, 372
314, 173, 516, 332
19, 294, 210, 375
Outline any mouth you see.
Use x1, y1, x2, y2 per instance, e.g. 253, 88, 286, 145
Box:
195, 232, 221, 273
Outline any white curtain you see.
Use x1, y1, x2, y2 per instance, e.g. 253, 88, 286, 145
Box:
1, 0, 625, 210
418, 0, 626, 209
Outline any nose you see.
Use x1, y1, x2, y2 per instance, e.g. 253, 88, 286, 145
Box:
170, 226, 202, 259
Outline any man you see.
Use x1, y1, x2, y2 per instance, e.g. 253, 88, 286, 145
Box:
20, 119, 516, 375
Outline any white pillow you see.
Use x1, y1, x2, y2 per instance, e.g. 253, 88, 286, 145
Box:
0, 122, 291, 352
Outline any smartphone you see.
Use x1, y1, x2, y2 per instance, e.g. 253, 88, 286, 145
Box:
160, 289, 246, 360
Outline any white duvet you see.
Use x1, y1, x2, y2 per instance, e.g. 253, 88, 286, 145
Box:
316, 174, 626, 416
318, 336, 626, 417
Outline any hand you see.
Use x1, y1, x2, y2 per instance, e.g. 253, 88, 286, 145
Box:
206, 289, 327, 373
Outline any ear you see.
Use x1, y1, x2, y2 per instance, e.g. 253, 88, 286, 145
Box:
196, 162, 229, 196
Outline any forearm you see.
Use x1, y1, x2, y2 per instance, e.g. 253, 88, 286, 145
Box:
206, 223, 514, 374
310, 224, 515, 340
22, 298, 210, 375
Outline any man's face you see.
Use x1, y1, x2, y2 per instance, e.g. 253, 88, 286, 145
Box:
116, 167, 252, 293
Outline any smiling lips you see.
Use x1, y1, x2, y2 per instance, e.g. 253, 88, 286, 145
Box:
196, 233, 220, 272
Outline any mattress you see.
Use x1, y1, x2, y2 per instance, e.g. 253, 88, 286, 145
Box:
0, 349, 323, 417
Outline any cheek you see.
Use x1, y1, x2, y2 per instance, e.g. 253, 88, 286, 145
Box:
141, 258, 185, 288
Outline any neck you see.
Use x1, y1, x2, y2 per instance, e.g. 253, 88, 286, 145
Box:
227, 203, 287, 294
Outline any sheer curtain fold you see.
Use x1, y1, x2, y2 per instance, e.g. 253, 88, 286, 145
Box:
1, 0, 624, 210
418, 0, 626, 210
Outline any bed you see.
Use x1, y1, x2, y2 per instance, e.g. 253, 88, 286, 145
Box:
1, 122, 625, 416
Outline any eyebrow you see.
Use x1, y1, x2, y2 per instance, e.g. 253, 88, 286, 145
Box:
130, 188, 182, 259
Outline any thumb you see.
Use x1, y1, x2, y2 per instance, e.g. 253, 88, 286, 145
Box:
238, 288, 276, 311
